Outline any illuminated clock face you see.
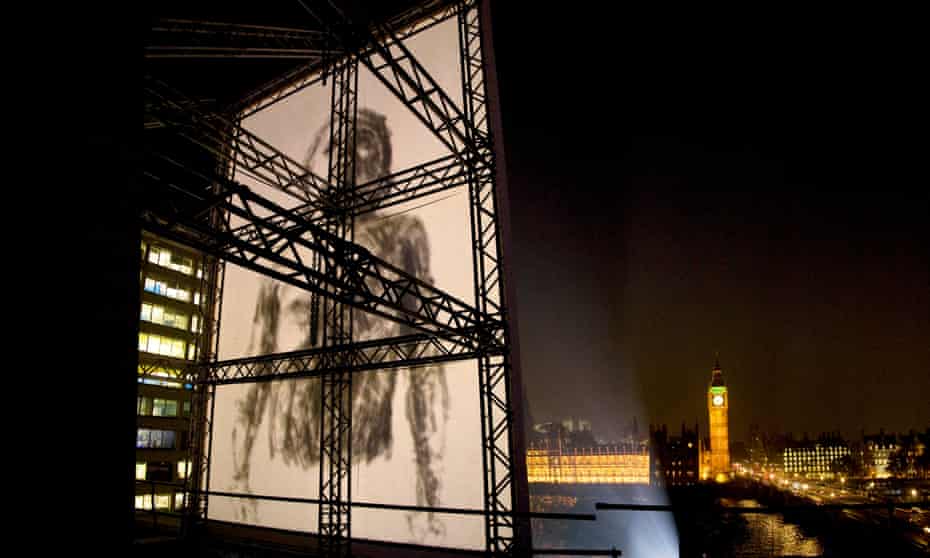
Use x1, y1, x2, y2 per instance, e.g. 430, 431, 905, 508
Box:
712, 394, 725, 407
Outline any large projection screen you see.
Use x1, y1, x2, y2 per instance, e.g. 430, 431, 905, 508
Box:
208, 18, 490, 550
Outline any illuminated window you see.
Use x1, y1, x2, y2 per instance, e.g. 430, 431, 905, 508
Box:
146, 276, 192, 302
164, 308, 188, 330
152, 399, 177, 417
140, 333, 186, 359
187, 343, 196, 361
175, 492, 187, 511
137, 396, 152, 415
177, 460, 191, 479
137, 428, 176, 449
156, 494, 171, 510
148, 245, 196, 275
136, 462, 146, 480
135, 494, 153, 510
193, 292, 201, 306
191, 315, 200, 333
166, 285, 189, 302
148, 247, 163, 266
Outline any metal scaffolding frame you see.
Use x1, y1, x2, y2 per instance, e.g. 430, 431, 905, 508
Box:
316, 50, 357, 556
142, 2, 527, 556
198, 331, 483, 386
180, 118, 235, 540
457, 2, 525, 553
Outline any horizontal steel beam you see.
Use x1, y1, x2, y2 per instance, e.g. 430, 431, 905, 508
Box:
185, 488, 596, 520
231, 152, 477, 244
147, 18, 338, 60
199, 331, 484, 385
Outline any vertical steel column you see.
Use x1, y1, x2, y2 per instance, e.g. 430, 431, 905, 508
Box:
318, 52, 357, 558
459, 1, 529, 554
182, 120, 233, 540
182, 262, 225, 536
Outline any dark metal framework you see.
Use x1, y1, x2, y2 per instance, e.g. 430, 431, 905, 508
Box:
199, 332, 481, 386
457, 2, 525, 553
181, 120, 235, 539
316, 51, 357, 556
146, 19, 337, 60
142, 1, 527, 556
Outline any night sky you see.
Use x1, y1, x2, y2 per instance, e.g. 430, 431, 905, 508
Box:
489, 6, 928, 443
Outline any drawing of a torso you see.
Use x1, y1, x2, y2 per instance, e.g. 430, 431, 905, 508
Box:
230, 108, 450, 541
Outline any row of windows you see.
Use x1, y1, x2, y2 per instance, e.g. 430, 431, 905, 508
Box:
144, 277, 201, 306
135, 461, 191, 481
137, 397, 190, 418
139, 333, 196, 360
138, 376, 181, 388
141, 303, 192, 331
134, 493, 187, 512
147, 245, 201, 277
785, 448, 848, 455
785, 464, 832, 470
137, 364, 193, 389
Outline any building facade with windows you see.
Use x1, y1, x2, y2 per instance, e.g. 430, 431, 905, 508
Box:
526, 442, 650, 485
136, 232, 209, 514
862, 430, 899, 479
783, 433, 850, 479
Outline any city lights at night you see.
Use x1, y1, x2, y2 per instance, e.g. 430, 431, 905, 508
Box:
79, 1, 928, 557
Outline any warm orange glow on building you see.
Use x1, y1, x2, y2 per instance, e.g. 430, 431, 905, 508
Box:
707, 359, 731, 481
527, 446, 650, 485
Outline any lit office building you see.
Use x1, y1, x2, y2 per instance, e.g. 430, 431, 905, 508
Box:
135, 232, 209, 514
783, 433, 850, 479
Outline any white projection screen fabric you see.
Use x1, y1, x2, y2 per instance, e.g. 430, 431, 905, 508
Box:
209, 19, 489, 550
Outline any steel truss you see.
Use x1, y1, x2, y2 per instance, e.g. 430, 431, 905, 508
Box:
147, 19, 337, 60
316, 52, 357, 557
181, 131, 232, 538
458, 1, 527, 554
299, 1, 490, 171
198, 331, 483, 386
144, 1, 526, 555
232, 0, 461, 119
141, 166, 495, 350
231, 152, 479, 243
145, 77, 335, 211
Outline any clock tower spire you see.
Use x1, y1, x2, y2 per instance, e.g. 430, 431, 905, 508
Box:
707, 357, 730, 482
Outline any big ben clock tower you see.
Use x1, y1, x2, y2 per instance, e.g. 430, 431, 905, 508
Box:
707, 358, 730, 482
